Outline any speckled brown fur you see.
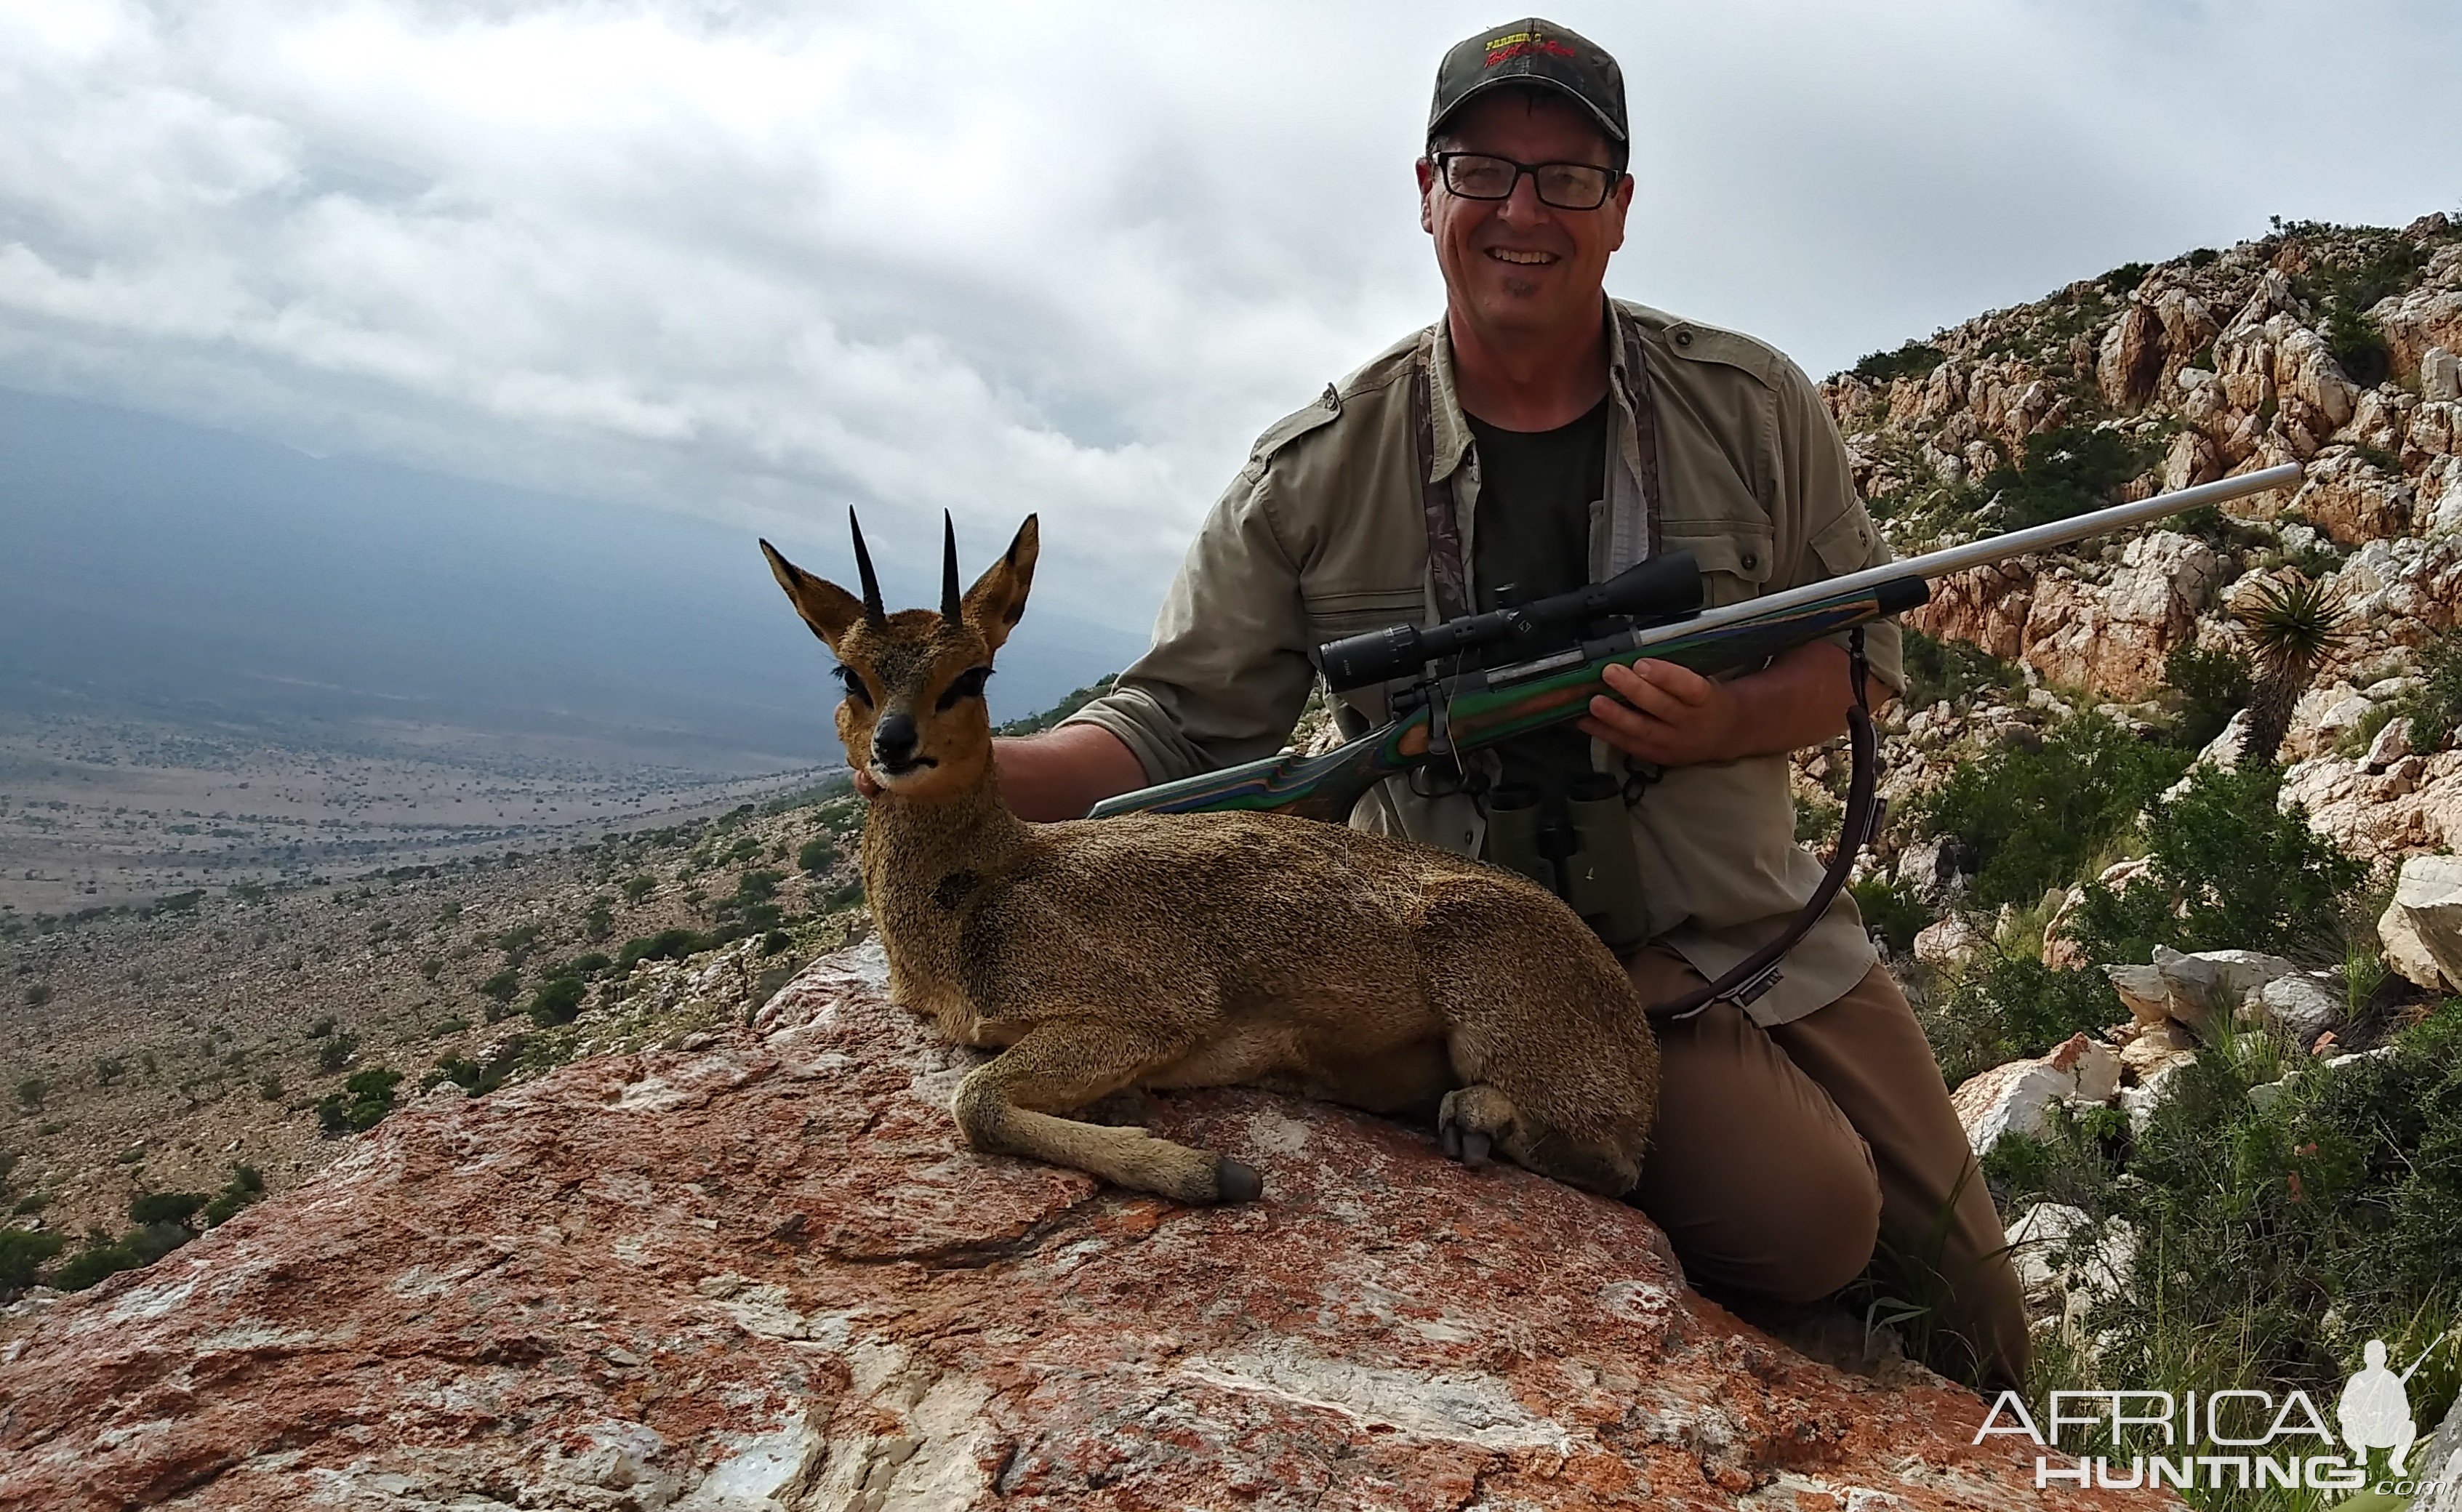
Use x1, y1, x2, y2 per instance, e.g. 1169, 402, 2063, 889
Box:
761, 515, 1659, 1203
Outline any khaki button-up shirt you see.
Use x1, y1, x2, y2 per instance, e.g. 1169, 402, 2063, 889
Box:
1064, 299, 1904, 1026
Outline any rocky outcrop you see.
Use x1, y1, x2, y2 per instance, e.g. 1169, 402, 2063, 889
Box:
2280, 749, 2462, 860
1907, 531, 2222, 699
0, 943, 2168, 1511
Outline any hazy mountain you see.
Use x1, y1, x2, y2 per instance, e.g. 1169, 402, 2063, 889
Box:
0, 388, 1144, 772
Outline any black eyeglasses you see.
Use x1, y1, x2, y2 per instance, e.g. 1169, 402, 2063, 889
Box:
1433, 151, 1621, 212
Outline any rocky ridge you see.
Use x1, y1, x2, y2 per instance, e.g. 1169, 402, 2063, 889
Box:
1821, 212, 2462, 870
0, 941, 2173, 1511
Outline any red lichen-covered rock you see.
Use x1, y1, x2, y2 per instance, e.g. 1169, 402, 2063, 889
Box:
0, 944, 2175, 1511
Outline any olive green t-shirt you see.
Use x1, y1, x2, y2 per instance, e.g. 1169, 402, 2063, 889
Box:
1465, 396, 1609, 803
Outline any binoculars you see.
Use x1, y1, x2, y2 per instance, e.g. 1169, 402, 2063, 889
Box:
1483, 774, 1650, 952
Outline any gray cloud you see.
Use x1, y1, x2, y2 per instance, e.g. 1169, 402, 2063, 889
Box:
2, 0, 2455, 630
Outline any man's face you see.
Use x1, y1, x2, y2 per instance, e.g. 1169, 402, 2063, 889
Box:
1416, 90, 1631, 341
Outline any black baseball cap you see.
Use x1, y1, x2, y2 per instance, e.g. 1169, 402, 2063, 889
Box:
1428, 19, 1627, 148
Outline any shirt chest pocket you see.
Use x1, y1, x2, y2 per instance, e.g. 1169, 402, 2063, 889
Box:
1301, 585, 1426, 645
1301, 584, 1427, 726
1659, 527, 1773, 610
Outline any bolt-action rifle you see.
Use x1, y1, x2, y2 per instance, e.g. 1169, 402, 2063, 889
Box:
1089, 463, 2301, 828
1088, 462, 2298, 1016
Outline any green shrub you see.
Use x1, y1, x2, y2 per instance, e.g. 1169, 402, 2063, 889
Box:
316, 1032, 358, 1074
94, 1055, 127, 1087
315, 1066, 402, 1135
128, 1191, 206, 1227
202, 1165, 265, 1226
2160, 643, 2250, 751
1848, 877, 1935, 957
620, 874, 657, 904
1899, 627, 2021, 712
477, 968, 521, 1003
2068, 761, 2365, 964
526, 977, 587, 1027
760, 929, 793, 956
21, 981, 49, 1008
617, 928, 710, 973
2394, 629, 2462, 755
2097, 261, 2151, 294
565, 952, 612, 978
1979, 425, 2154, 529
257, 1073, 283, 1101
797, 837, 834, 874
1919, 713, 2190, 909
307, 1015, 337, 1038
585, 900, 614, 941
49, 1234, 143, 1291
1850, 341, 1945, 385
15, 1077, 44, 1111
0, 1227, 66, 1290
431, 1037, 528, 1098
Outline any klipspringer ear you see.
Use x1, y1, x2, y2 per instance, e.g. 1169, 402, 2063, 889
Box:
959, 514, 1039, 653
761, 538, 867, 651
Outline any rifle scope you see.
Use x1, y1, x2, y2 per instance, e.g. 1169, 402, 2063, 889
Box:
1317, 550, 1703, 693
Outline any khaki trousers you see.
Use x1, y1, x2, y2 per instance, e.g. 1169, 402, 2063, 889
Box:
1623, 946, 2030, 1394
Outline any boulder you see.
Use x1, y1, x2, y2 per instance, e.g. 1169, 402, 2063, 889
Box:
2116, 1019, 2200, 1082
0, 943, 2160, 1512
2378, 853, 2462, 992
2120, 1059, 2197, 1133
2153, 946, 2298, 1026
2104, 962, 2174, 1026
1950, 1033, 2122, 1157
1914, 914, 1986, 970
2253, 971, 2343, 1044
2418, 1381, 2462, 1512
2096, 300, 2165, 411
2425, 345, 2461, 405
1896, 835, 1969, 904
2003, 1203, 2138, 1340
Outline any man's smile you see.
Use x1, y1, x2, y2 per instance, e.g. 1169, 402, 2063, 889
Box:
1485, 246, 1559, 265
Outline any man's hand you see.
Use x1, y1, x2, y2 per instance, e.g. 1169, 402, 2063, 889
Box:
1577, 639, 1875, 768
1578, 660, 1744, 768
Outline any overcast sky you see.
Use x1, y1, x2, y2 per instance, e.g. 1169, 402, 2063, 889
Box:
3, 1, 2456, 633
